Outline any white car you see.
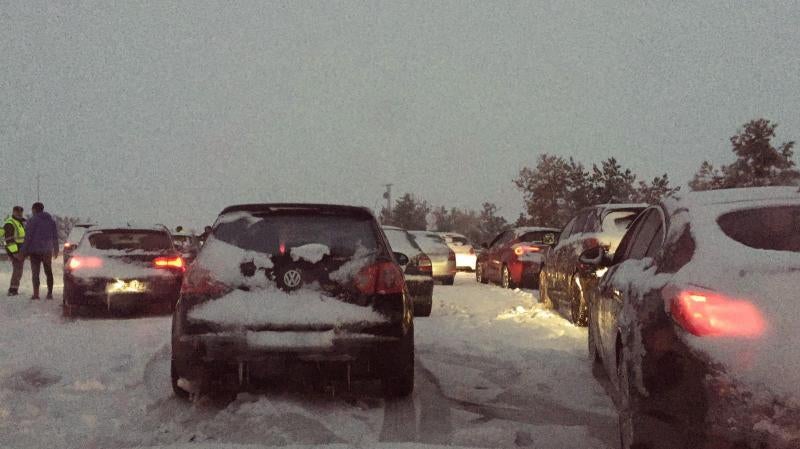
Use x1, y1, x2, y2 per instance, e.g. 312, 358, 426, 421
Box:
439, 232, 477, 271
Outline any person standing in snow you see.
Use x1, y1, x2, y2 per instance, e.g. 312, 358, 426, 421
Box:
20, 202, 59, 300
2, 206, 26, 296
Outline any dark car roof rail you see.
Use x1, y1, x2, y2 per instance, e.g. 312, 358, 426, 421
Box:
219, 203, 374, 218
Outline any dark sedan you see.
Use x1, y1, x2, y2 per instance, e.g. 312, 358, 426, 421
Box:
583, 187, 800, 449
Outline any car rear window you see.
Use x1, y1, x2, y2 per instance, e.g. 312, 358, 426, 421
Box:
87, 230, 173, 252
518, 231, 559, 244
383, 229, 422, 257
410, 232, 449, 254
215, 212, 378, 256
602, 210, 640, 235
717, 206, 800, 253
449, 236, 470, 246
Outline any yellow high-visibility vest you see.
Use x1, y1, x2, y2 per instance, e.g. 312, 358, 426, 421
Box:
1, 217, 25, 254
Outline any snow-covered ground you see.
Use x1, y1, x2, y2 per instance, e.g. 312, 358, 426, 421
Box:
0, 265, 615, 449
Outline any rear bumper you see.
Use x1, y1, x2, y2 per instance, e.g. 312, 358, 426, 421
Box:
431, 261, 457, 279
65, 275, 181, 309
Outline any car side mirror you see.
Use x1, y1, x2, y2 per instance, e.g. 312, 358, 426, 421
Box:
393, 252, 410, 266
577, 246, 611, 271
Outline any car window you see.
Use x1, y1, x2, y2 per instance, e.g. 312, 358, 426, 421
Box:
601, 210, 640, 235
560, 217, 577, 239
584, 209, 602, 232
410, 232, 450, 254
490, 231, 511, 248
625, 210, 663, 261
613, 211, 649, 265
85, 230, 173, 252
383, 229, 423, 257
518, 231, 560, 244
717, 205, 800, 253
573, 209, 594, 234
215, 213, 378, 257
645, 218, 665, 258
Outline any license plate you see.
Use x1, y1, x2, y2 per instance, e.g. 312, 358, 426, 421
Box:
106, 279, 147, 294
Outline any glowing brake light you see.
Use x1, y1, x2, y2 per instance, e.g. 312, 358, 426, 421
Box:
513, 245, 541, 256
417, 254, 433, 273
354, 261, 405, 295
669, 290, 766, 338
67, 256, 103, 270
153, 256, 185, 271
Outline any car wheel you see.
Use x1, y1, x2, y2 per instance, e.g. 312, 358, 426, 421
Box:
62, 280, 78, 318
617, 348, 651, 449
587, 305, 602, 371
570, 275, 588, 326
539, 271, 554, 308
442, 276, 455, 286
476, 263, 488, 284
383, 330, 414, 398
171, 358, 191, 400
501, 265, 515, 289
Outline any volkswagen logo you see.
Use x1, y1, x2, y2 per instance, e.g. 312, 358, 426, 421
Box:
283, 269, 303, 290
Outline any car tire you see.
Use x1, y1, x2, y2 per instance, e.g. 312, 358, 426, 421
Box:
383, 330, 414, 398
171, 358, 191, 400
539, 270, 554, 308
62, 280, 78, 318
442, 276, 455, 286
476, 263, 488, 284
501, 265, 515, 289
415, 297, 433, 317
587, 306, 602, 372
570, 275, 588, 326
617, 348, 653, 449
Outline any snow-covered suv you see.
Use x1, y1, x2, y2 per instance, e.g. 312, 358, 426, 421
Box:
170, 204, 414, 398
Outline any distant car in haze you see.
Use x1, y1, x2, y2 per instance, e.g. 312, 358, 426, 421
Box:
409, 230, 457, 285
439, 232, 477, 271
62, 224, 185, 317
476, 227, 560, 289
62, 223, 95, 262
172, 231, 201, 264
382, 226, 435, 316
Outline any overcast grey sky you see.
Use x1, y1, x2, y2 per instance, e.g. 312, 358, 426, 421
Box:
3, 1, 799, 228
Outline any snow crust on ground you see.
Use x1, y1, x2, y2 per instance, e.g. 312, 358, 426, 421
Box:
188, 288, 386, 328
290, 244, 330, 264
0, 265, 614, 449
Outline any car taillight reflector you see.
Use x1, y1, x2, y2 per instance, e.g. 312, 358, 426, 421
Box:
669, 290, 766, 338
67, 256, 103, 270
354, 261, 405, 295
154, 256, 185, 271
417, 254, 433, 273
513, 245, 541, 256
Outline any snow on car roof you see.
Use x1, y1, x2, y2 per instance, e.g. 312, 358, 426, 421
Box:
666, 186, 800, 209
513, 227, 561, 235
87, 223, 170, 232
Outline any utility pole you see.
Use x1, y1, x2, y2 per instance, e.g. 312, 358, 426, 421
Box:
36, 174, 40, 202
382, 183, 393, 217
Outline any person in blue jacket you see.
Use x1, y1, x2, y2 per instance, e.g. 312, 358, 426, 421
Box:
21, 202, 59, 300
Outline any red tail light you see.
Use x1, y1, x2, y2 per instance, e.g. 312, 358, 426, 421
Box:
513, 245, 541, 256
354, 261, 405, 295
668, 289, 766, 338
417, 254, 433, 273
582, 237, 600, 250
180, 266, 231, 297
67, 256, 103, 270
153, 256, 185, 271
448, 251, 456, 261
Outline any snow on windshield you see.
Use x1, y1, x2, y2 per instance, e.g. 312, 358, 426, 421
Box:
193, 238, 273, 288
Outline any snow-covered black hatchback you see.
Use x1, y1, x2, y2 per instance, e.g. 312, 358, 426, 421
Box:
171, 204, 414, 399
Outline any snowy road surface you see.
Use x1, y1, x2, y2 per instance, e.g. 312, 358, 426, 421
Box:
0, 265, 615, 449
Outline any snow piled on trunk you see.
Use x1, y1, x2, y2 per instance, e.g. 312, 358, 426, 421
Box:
188, 288, 386, 327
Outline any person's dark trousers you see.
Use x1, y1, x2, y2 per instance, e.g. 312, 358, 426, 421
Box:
29, 254, 53, 299
7, 254, 24, 294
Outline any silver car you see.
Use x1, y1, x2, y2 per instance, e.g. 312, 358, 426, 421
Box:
409, 231, 457, 285
439, 232, 477, 271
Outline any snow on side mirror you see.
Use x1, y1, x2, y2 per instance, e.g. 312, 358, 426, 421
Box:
393, 252, 410, 266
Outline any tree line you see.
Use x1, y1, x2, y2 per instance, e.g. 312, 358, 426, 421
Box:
379, 118, 799, 243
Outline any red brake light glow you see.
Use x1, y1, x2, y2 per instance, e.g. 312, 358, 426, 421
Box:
354, 261, 405, 295
417, 254, 433, 273
670, 290, 766, 338
513, 245, 541, 256
67, 256, 103, 270
154, 256, 185, 271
